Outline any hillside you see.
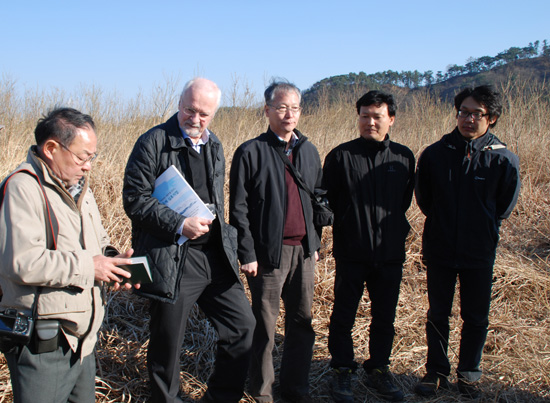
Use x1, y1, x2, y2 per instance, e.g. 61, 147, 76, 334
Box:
302, 42, 550, 107
424, 56, 550, 101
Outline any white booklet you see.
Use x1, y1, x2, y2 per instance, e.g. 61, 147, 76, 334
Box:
152, 165, 215, 245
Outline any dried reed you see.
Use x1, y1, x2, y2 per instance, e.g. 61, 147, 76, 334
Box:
0, 76, 548, 402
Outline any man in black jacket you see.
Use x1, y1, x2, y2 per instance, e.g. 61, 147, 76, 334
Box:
323, 91, 415, 402
229, 80, 322, 403
414, 85, 520, 399
123, 78, 255, 403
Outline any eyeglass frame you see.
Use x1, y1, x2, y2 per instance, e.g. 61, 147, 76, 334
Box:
268, 104, 302, 115
457, 110, 490, 121
181, 106, 212, 120
55, 140, 98, 166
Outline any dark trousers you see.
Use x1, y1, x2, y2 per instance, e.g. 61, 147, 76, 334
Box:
328, 260, 403, 371
147, 246, 255, 403
6, 337, 95, 403
425, 264, 493, 378
247, 245, 315, 402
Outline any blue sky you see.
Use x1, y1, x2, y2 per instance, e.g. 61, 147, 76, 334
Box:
1, 0, 548, 105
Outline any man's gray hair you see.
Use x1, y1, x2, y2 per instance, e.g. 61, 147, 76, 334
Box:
264, 79, 301, 105
180, 78, 222, 109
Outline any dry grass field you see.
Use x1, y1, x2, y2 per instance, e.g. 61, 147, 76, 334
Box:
0, 76, 549, 402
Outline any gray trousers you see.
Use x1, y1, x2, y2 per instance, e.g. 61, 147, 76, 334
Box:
6, 337, 95, 403
247, 244, 315, 402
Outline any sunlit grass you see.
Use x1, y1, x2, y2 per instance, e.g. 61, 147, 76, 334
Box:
0, 75, 548, 402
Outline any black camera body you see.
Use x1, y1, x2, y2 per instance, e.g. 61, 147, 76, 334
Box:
0, 308, 34, 353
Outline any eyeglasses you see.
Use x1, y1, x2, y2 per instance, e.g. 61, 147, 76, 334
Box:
268, 105, 302, 115
457, 110, 489, 120
181, 107, 211, 120
57, 141, 98, 166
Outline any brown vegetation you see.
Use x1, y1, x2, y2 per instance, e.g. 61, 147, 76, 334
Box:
0, 76, 549, 402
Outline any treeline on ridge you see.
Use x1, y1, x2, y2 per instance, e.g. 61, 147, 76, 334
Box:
302, 40, 550, 107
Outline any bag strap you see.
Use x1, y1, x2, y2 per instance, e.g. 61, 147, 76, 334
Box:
1, 169, 59, 250
273, 146, 316, 199
1, 169, 59, 315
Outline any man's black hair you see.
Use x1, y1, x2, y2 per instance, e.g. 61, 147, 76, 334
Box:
454, 85, 502, 128
356, 90, 396, 116
35, 107, 95, 146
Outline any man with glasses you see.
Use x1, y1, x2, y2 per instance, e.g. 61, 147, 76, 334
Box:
123, 78, 255, 403
414, 85, 520, 398
229, 80, 323, 403
0, 107, 136, 403
323, 91, 415, 402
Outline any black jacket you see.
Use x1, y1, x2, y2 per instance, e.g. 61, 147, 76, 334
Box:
229, 128, 322, 269
323, 135, 415, 264
123, 113, 239, 303
415, 128, 520, 269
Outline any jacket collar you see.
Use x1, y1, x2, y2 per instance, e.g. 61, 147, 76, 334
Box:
444, 127, 504, 155
27, 146, 89, 205
266, 127, 307, 150
166, 114, 188, 150
359, 133, 390, 151
166, 113, 220, 151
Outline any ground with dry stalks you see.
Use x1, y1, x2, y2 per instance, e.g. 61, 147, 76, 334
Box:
0, 77, 549, 402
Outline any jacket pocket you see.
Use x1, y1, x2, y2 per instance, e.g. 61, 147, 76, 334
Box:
37, 288, 92, 316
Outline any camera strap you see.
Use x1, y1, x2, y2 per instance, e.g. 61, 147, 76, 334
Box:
1, 169, 59, 250
1, 169, 59, 314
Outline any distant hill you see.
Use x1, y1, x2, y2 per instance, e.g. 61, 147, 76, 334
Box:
302, 41, 550, 108
425, 56, 550, 101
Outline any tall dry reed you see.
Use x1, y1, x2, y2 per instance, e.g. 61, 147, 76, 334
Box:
0, 76, 548, 402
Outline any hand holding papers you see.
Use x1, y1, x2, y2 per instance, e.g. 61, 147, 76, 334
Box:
152, 165, 215, 245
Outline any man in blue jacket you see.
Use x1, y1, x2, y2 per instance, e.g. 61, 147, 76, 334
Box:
414, 85, 520, 399
323, 91, 415, 402
123, 78, 255, 403
230, 80, 322, 403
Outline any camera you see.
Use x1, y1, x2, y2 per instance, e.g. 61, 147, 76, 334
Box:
0, 308, 34, 353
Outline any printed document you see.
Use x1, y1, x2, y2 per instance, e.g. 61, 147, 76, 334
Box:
152, 165, 215, 245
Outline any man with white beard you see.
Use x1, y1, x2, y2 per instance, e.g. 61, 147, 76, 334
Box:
123, 78, 255, 403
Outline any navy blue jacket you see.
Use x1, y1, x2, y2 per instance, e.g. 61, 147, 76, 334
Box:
415, 128, 520, 269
